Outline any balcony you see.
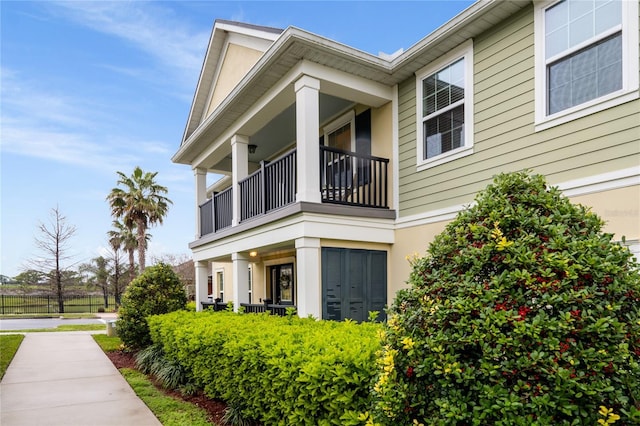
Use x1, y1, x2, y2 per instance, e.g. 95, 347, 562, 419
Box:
198, 146, 390, 237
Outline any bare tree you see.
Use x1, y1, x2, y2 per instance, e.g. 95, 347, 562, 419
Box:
30, 207, 77, 313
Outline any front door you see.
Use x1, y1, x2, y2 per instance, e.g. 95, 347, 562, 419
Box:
271, 263, 294, 305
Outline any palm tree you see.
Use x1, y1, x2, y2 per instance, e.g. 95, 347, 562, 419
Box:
107, 220, 137, 282
106, 167, 172, 272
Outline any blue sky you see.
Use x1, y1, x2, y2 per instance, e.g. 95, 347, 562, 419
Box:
1, 0, 473, 277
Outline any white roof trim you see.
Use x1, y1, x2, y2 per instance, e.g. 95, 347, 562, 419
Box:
180, 20, 283, 146
174, 0, 531, 165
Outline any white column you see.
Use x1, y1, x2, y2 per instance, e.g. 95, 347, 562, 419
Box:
231, 135, 249, 227
195, 260, 209, 312
194, 168, 207, 239
294, 76, 321, 204
232, 252, 249, 312
295, 237, 321, 319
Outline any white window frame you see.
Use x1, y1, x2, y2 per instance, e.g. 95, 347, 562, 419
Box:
534, 0, 639, 131
215, 269, 224, 301
415, 39, 474, 171
323, 110, 356, 152
247, 265, 253, 304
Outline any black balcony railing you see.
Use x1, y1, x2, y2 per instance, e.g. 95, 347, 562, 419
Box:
199, 146, 389, 237
239, 149, 296, 222
199, 187, 233, 236
214, 187, 233, 231
199, 198, 214, 236
320, 146, 388, 208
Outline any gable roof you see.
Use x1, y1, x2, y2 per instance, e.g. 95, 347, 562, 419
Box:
181, 20, 283, 144
174, 0, 530, 165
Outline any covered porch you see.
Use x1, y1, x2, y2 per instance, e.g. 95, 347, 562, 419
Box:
182, 59, 396, 317
186, 59, 396, 240
198, 144, 390, 236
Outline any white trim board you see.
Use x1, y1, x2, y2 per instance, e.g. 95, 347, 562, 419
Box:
396, 167, 640, 229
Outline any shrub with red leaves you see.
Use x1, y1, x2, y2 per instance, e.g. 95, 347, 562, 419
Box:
373, 171, 640, 425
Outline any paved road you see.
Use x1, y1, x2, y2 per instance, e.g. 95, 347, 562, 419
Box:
0, 318, 106, 331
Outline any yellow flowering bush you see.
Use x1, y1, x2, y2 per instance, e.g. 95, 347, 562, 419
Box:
372, 172, 640, 425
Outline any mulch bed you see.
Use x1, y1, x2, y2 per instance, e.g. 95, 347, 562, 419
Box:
106, 350, 227, 425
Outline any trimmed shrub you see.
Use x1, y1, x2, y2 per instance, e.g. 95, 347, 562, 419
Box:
136, 344, 193, 394
117, 263, 187, 349
373, 171, 640, 425
148, 311, 381, 425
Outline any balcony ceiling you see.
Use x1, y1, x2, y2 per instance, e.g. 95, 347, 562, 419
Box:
173, 0, 529, 167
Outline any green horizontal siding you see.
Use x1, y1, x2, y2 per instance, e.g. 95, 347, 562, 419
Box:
397, 4, 640, 219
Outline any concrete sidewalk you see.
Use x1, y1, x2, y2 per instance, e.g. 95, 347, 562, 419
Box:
0, 332, 161, 426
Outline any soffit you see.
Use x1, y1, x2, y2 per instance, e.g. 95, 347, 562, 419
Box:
388, 0, 530, 81
173, 0, 530, 165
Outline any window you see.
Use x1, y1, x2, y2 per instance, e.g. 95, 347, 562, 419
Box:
416, 40, 474, 170
247, 265, 253, 304
322, 111, 356, 190
216, 270, 224, 301
535, 0, 639, 128
327, 122, 352, 151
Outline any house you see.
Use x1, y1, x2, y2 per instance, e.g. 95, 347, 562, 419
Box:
172, 0, 640, 320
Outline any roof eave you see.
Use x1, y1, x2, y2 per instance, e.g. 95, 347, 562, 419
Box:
173, 26, 393, 165
173, 0, 531, 166
179, 20, 284, 150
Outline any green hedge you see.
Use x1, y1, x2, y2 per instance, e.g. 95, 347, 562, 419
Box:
148, 311, 382, 425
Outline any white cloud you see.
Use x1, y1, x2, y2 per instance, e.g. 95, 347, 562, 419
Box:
48, 1, 209, 84
1, 67, 96, 130
1, 122, 136, 173
0, 68, 179, 172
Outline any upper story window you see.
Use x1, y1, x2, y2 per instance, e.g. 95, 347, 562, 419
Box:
535, 0, 639, 130
416, 40, 474, 170
324, 110, 355, 152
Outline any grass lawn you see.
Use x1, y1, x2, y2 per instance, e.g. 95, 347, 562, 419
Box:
93, 335, 214, 426
93, 334, 124, 352
0, 334, 24, 380
121, 368, 212, 426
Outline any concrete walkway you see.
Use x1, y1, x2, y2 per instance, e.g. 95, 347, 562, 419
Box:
0, 332, 161, 426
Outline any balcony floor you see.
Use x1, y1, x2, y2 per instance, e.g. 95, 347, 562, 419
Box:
191, 201, 395, 249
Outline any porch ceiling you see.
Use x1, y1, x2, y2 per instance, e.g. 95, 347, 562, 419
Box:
209, 94, 354, 173
172, 0, 530, 167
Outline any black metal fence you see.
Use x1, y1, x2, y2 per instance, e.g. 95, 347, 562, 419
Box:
0, 294, 114, 314
240, 303, 296, 316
